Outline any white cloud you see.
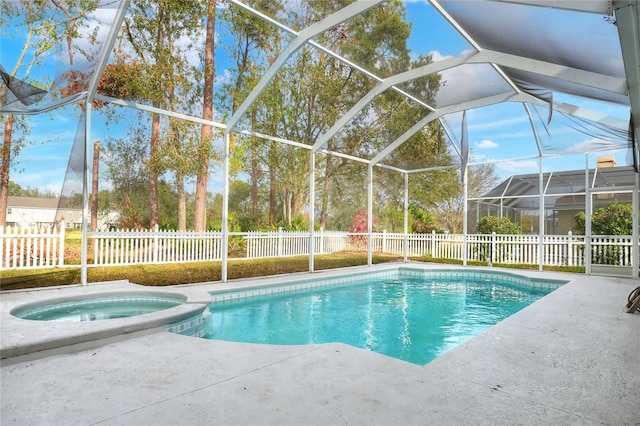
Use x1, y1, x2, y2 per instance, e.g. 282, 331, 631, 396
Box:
471, 153, 538, 174
565, 137, 622, 154
496, 159, 538, 173
428, 50, 452, 62
475, 139, 498, 149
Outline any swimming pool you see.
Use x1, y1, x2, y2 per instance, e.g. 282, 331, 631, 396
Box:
205, 269, 564, 365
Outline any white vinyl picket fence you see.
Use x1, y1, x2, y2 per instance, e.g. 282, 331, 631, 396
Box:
1, 224, 636, 271
244, 230, 634, 267
244, 229, 353, 258
91, 225, 223, 266
0, 222, 66, 270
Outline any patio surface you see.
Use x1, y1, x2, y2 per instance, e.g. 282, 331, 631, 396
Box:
1, 265, 639, 425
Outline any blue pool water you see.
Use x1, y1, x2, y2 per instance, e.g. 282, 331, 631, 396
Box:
205, 273, 559, 365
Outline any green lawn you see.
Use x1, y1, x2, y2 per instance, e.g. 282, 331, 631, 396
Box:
0, 253, 403, 291
0, 252, 587, 291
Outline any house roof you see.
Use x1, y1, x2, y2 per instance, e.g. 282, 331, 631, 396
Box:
7, 196, 82, 210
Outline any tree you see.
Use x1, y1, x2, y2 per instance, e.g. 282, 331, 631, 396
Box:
430, 161, 499, 233
7, 181, 57, 198
120, 0, 205, 228
103, 129, 150, 228
219, 1, 282, 221
408, 204, 439, 233
194, 0, 216, 232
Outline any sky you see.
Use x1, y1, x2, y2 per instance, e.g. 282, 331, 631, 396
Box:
3, 0, 634, 196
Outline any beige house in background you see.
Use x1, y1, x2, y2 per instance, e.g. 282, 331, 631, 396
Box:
5, 196, 82, 229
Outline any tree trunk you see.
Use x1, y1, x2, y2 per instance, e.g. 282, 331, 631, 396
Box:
250, 111, 259, 215
177, 169, 186, 231
319, 154, 333, 229
268, 142, 277, 226
194, 0, 216, 232
284, 191, 292, 227
0, 115, 13, 227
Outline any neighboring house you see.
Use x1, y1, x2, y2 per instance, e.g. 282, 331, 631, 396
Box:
5, 196, 121, 230
5, 196, 83, 229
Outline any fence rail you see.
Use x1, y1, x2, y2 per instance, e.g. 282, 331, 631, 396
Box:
1, 225, 637, 271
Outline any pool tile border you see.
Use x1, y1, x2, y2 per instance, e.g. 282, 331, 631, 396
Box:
166, 310, 210, 338
209, 267, 567, 305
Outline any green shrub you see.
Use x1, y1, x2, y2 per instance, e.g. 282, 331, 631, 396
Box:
477, 216, 520, 234
573, 203, 633, 265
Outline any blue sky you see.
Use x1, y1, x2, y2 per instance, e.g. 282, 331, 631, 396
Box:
5, 0, 633, 195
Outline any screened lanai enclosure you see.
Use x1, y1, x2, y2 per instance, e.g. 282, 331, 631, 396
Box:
1, 0, 639, 283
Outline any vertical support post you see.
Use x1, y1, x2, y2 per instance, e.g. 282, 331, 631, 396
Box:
277, 227, 283, 257
367, 164, 373, 266
462, 166, 468, 266
403, 172, 409, 262
80, 103, 91, 286
567, 231, 574, 266
309, 152, 315, 272
632, 171, 639, 278
538, 157, 544, 272
585, 154, 592, 275
221, 132, 231, 282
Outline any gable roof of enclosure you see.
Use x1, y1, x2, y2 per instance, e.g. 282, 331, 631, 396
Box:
1, 0, 639, 174
474, 165, 637, 211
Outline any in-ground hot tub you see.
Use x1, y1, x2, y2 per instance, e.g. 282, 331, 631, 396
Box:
11, 292, 188, 322
2, 286, 210, 361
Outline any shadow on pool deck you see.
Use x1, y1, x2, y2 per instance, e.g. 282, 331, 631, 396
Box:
1, 267, 639, 425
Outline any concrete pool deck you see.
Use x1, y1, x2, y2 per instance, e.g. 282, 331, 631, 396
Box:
1, 265, 639, 425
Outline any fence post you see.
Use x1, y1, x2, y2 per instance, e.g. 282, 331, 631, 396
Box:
403, 230, 408, 261
153, 224, 160, 263
382, 229, 387, 253
490, 232, 496, 266
319, 227, 324, 254
58, 221, 66, 266
431, 230, 436, 258
567, 231, 573, 266
277, 227, 283, 257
